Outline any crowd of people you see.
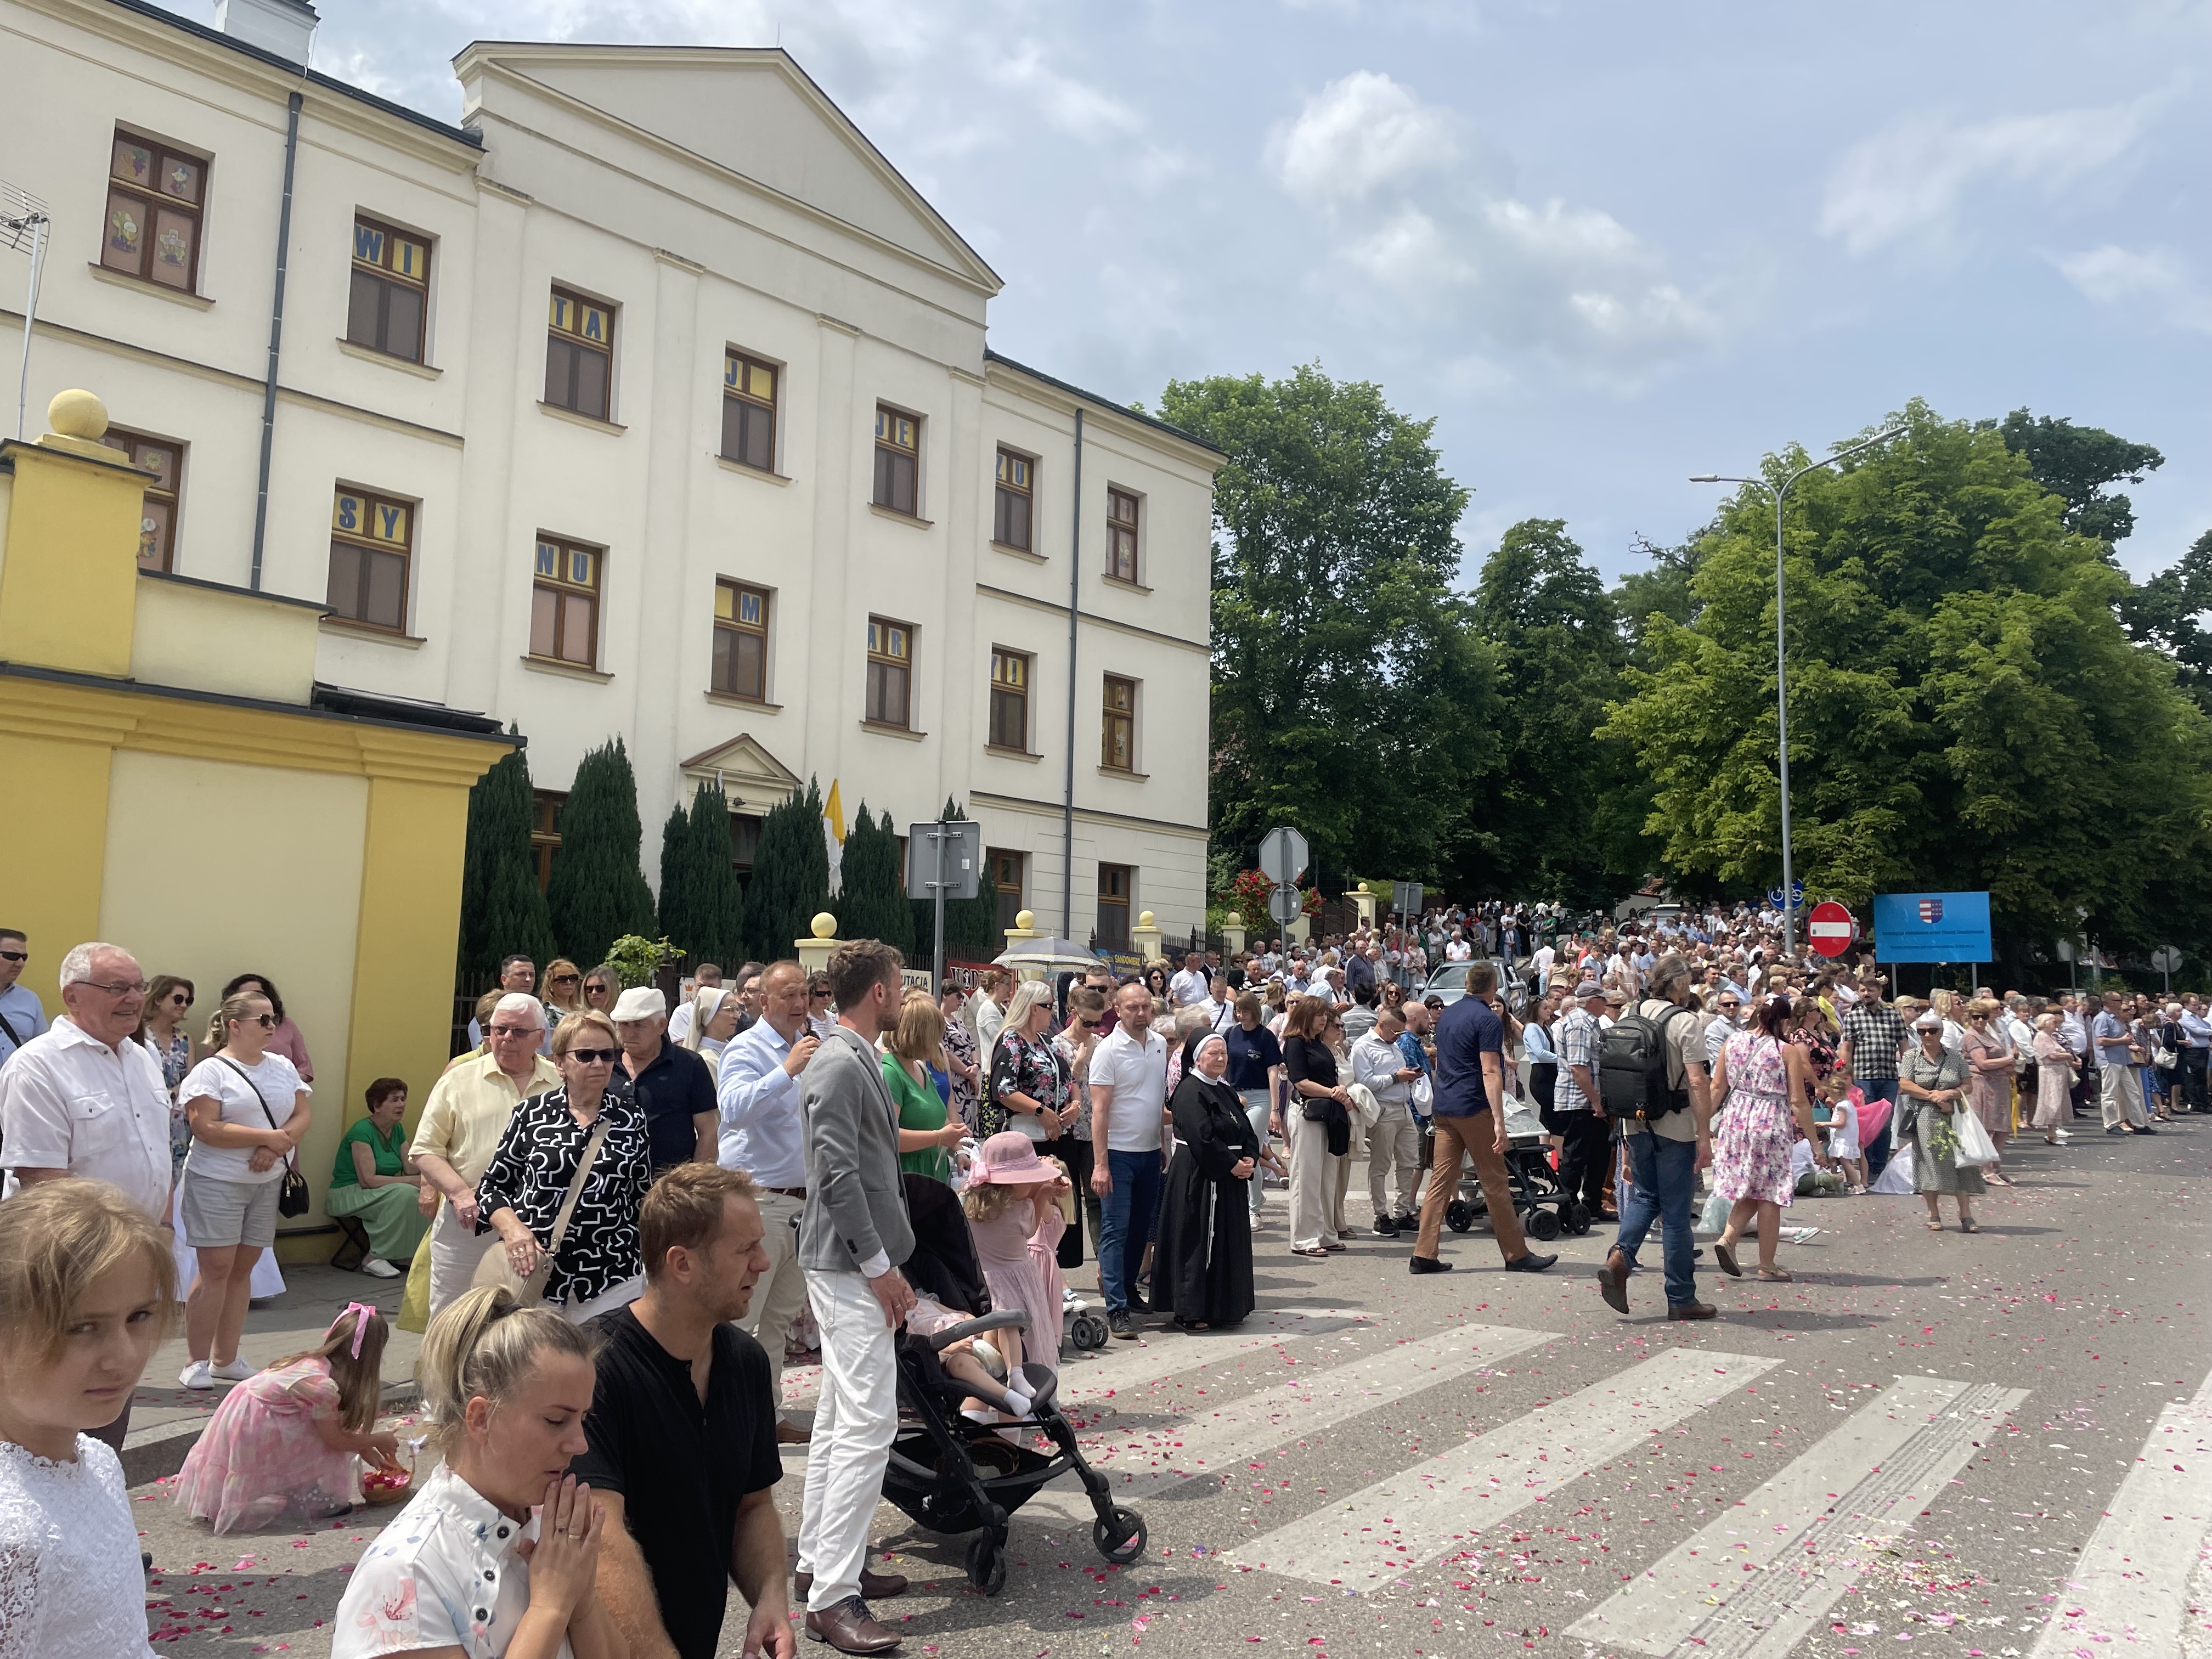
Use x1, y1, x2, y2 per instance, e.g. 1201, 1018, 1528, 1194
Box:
0, 902, 2199, 1657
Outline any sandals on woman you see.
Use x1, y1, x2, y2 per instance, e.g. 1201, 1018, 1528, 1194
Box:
1958, 1217, 1980, 1234
1756, 1267, 1793, 1283
1924, 1219, 1945, 1231
1713, 1243, 1741, 1278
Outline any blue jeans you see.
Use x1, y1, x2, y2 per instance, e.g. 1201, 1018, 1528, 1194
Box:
1613, 1132, 1698, 1307
1099, 1148, 1164, 1314
1856, 1078, 1899, 1175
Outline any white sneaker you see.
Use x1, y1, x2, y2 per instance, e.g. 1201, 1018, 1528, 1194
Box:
360, 1256, 401, 1279
178, 1360, 213, 1390
209, 1357, 254, 1383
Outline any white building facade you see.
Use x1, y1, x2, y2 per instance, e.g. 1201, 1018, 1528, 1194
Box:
0, 0, 1220, 949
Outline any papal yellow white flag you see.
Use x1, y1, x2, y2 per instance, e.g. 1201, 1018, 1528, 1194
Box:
822, 778, 846, 895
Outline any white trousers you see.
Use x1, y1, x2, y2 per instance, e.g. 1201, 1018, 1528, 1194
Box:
1286, 1111, 1340, 1251
1366, 1102, 1423, 1217
736, 1189, 810, 1402
797, 1270, 899, 1613
427, 1201, 498, 1319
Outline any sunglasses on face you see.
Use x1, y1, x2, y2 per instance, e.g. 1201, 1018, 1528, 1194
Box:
168, 992, 193, 1006
0, 951, 26, 963
552, 973, 581, 985
567, 1046, 620, 1064
489, 1024, 539, 1039
241, 1013, 277, 1028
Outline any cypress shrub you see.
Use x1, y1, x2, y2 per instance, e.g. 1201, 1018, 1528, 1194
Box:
458, 740, 557, 977
837, 805, 915, 955
547, 737, 657, 966
685, 777, 747, 965
744, 778, 830, 962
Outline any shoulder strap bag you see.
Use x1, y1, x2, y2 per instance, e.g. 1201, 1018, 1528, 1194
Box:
0, 1008, 23, 1052
472, 1110, 612, 1306
217, 1056, 312, 1218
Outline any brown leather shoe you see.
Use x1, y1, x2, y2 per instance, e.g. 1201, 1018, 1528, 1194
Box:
1668, 1301, 1719, 1321
776, 1418, 812, 1445
804, 1595, 902, 1653
1597, 1249, 1630, 1316
795, 1568, 909, 1601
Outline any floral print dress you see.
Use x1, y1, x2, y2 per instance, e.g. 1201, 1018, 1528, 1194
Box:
172, 1357, 360, 1533
1712, 1031, 1799, 1206
985, 1030, 1069, 1142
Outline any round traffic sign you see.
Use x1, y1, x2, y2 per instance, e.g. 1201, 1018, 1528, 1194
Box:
1807, 900, 1854, 957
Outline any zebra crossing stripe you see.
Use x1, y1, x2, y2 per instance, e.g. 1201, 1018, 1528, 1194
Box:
2028, 1364, 2212, 1658
1025, 1321, 1558, 1521
1571, 1372, 2028, 1658
1233, 1345, 1779, 1584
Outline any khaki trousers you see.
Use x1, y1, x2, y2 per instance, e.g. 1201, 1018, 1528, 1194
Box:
736, 1188, 810, 1404
1286, 1111, 1341, 1251
1414, 1111, 1528, 1262
1367, 1102, 1423, 1217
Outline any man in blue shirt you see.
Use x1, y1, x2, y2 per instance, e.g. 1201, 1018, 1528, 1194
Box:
2091, 991, 2151, 1134
1407, 962, 1556, 1277
0, 928, 49, 1071
2180, 994, 2211, 1115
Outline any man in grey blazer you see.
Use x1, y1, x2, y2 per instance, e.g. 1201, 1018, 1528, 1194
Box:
794, 939, 916, 1655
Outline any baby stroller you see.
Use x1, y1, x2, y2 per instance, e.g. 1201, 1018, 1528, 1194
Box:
880, 1175, 1146, 1596
1444, 1095, 1592, 1240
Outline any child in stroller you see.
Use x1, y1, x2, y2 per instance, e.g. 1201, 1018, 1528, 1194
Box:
886, 1173, 1146, 1595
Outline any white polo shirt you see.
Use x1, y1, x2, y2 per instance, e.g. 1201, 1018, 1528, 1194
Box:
0, 1016, 173, 1221
1087, 1023, 1167, 1154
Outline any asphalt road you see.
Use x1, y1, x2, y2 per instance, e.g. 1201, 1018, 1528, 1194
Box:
131, 1114, 2210, 1658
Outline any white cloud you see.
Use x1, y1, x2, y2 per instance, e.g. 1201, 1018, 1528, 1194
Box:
1819, 101, 2147, 256
985, 41, 1143, 143
2055, 244, 2212, 331
1269, 69, 1458, 205
1268, 70, 1718, 386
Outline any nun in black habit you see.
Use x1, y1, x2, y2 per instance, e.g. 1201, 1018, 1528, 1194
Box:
1155, 1030, 1266, 1331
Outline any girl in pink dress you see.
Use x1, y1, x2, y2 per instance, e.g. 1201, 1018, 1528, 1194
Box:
960, 1132, 1069, 1386
173, 1302, 402, 1532
1708, 996, 1824, 1282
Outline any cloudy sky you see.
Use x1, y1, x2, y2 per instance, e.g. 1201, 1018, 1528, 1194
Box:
177, 0, 2212, 585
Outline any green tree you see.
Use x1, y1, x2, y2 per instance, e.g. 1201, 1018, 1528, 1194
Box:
743, 780, 830, 963
681, 779, 747, 966
1154, 365, 1498, 892
910, 798, 996, 963
1605, 399, 2212, 974
2122, 528, 2212, 716
546, 738, 657, 967
1995, 409, 2164, 547
1613, 532, 1709, 664
837, 806, 917, 955
1467, 518, 1645, 905
656, 801, 692, 953
457, 741, 557, 977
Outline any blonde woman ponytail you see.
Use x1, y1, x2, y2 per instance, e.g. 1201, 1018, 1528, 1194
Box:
415, 1286, 598, 1459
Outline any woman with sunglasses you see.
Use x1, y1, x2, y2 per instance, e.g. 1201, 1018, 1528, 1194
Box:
219, 972, 313, 1082
136, 974, 196, 1178
476, 1010, 653, 1324
543, 957, 588, 1023
579, 964, 618, 1014
176, 989, 313, 1387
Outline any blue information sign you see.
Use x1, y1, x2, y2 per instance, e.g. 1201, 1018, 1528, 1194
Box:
1870, 891, 1992, 962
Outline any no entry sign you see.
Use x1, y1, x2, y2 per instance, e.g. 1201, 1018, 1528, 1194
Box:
1807, 900, 1854, 957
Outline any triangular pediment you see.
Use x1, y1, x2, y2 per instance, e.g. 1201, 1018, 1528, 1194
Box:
680, 732, 802, 814
455, 44, 1000, 293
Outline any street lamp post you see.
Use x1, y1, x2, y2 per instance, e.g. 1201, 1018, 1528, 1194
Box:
1693, 426, 1905, 958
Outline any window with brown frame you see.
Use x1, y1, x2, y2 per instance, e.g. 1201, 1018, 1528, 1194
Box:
713, 580, 770, 701
531, 535, 602, 667
347, 215, 430, 363
545, 288, 613, 420
327, 486, 412, 632
873, 405, 919, 516
722, 352, 778, 472
989, 648, 1030, 751
1097, 863, 1132, 949
991, 849, 1025, 935
98, 427, 183, 572
1102, 674, 1136, 772
729, 812, 763, 878
531, 790, 567, 890
865, 617, 912, 727
994, 448, 1034, 550
1107, 487, 1141, 584
100, 130, 206, 291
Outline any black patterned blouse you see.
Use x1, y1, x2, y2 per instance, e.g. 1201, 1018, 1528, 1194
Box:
474, 1082, 653, 1305
985, 1028, 1070, 1140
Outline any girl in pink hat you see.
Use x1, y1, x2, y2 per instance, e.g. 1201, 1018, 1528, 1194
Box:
961, 1131, 1071, 1387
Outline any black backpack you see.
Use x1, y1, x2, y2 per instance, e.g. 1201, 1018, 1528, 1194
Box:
1596, 1002, 1693, 1124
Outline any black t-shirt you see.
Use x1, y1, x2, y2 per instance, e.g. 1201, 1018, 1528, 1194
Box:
1283, 1034, 1338, 1090
1222, 1023, 1284, 1092
570, 1305, 782, 1659
625, 1039, 719, 1170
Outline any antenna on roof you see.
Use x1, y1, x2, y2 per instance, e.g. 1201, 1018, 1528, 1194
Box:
0, 179, 49, 442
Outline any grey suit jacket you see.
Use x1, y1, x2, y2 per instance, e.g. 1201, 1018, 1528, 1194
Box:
797, 1026, 915, 1276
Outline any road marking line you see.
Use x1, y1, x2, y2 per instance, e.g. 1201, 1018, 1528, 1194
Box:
1232, 1346, 1779, 1584
1024, 1321, 1558, 1520
1570, 1373, 2028, 1658
2028, 1364, 2212, 1658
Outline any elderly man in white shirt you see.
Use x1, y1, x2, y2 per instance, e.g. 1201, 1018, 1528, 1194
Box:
715, 958, 820, 1441
0, 940, 173, 1451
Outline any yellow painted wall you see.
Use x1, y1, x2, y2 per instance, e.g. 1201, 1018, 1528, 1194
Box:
100, 750, 368, 1234
0, 720, 123, 1012
0, 442, 146, 677
130, 578, 322, 706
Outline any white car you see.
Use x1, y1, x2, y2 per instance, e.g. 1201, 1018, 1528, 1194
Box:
1416, 958, 1525, 1008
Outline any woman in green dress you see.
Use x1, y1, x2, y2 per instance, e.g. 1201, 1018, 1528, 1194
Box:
882, 992, 968, 1182
1899, 1011, 1984, 1232
324, 1077, 428, 1275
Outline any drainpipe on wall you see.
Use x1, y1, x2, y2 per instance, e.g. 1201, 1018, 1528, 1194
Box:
1061, 408, 1084, 936
249, 88, 303, 592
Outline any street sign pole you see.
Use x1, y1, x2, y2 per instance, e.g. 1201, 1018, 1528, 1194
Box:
932, 823, 948, 995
